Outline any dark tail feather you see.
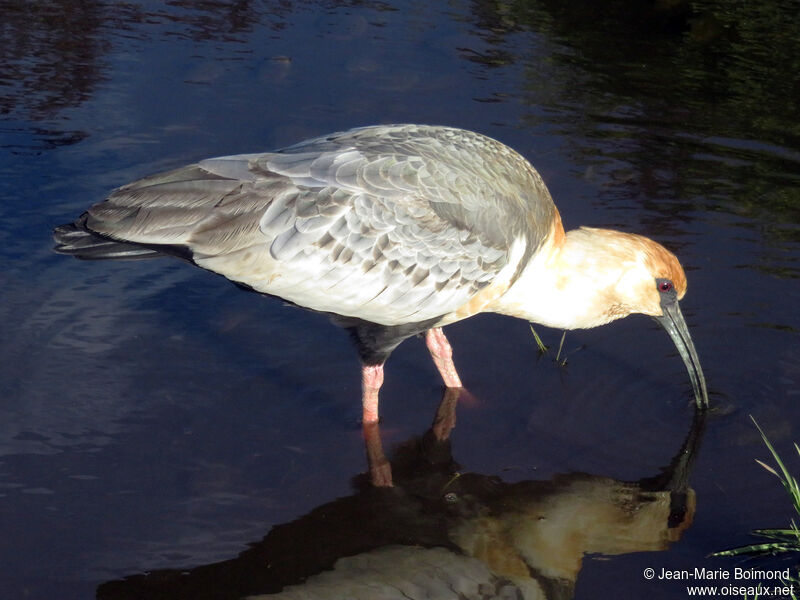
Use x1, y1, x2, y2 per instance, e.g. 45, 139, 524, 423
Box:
53, 214, 161, 260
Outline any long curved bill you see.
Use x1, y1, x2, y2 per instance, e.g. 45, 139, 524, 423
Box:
654, 302, 709, 409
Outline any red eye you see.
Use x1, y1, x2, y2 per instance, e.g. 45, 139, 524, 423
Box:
659, 281, 673, 293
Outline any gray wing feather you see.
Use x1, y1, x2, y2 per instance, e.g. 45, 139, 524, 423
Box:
81, 125, 556, 325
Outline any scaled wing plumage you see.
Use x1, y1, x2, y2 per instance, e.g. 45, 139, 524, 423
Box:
84, 125, 557, 325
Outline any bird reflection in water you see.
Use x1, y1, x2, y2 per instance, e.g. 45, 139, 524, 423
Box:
98, 394, 705, 600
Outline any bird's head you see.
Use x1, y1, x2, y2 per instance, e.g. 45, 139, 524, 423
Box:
571, 227, 708, 408
491, 226, 709, 408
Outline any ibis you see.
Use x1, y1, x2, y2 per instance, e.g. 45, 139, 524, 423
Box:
54, 124, 709, 422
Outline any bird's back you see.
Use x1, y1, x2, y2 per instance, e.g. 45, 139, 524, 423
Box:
56, 125, 559, 326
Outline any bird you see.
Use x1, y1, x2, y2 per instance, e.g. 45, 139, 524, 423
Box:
53, 124, 709, 424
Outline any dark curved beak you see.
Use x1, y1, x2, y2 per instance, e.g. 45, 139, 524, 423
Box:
654, 302, 709, 409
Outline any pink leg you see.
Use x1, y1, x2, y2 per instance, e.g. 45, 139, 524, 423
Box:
361, 363, 384, 424
425, 328, 463, 388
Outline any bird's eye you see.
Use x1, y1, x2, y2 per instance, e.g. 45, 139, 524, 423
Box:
658, 280, 673, 293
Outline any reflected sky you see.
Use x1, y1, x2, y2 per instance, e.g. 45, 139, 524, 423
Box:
1, 0, 799, 599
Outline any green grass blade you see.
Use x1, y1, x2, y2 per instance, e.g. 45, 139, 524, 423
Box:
555, 330, 566, 364
712, 419, 800, 561
751, 528, 800, 541
751, 416, 800, 518
710, 542, 798, 557
529, 324, 548, 355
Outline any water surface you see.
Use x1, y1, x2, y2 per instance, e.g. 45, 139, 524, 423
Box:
1, 1, 799, 598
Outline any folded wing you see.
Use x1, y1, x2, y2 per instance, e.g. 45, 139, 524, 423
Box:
84, 125, 556, 325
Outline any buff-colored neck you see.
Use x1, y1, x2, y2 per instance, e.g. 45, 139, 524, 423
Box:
489, 224, 669, 330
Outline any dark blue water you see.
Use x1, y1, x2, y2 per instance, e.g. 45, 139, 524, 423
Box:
2, 1, 799, 598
